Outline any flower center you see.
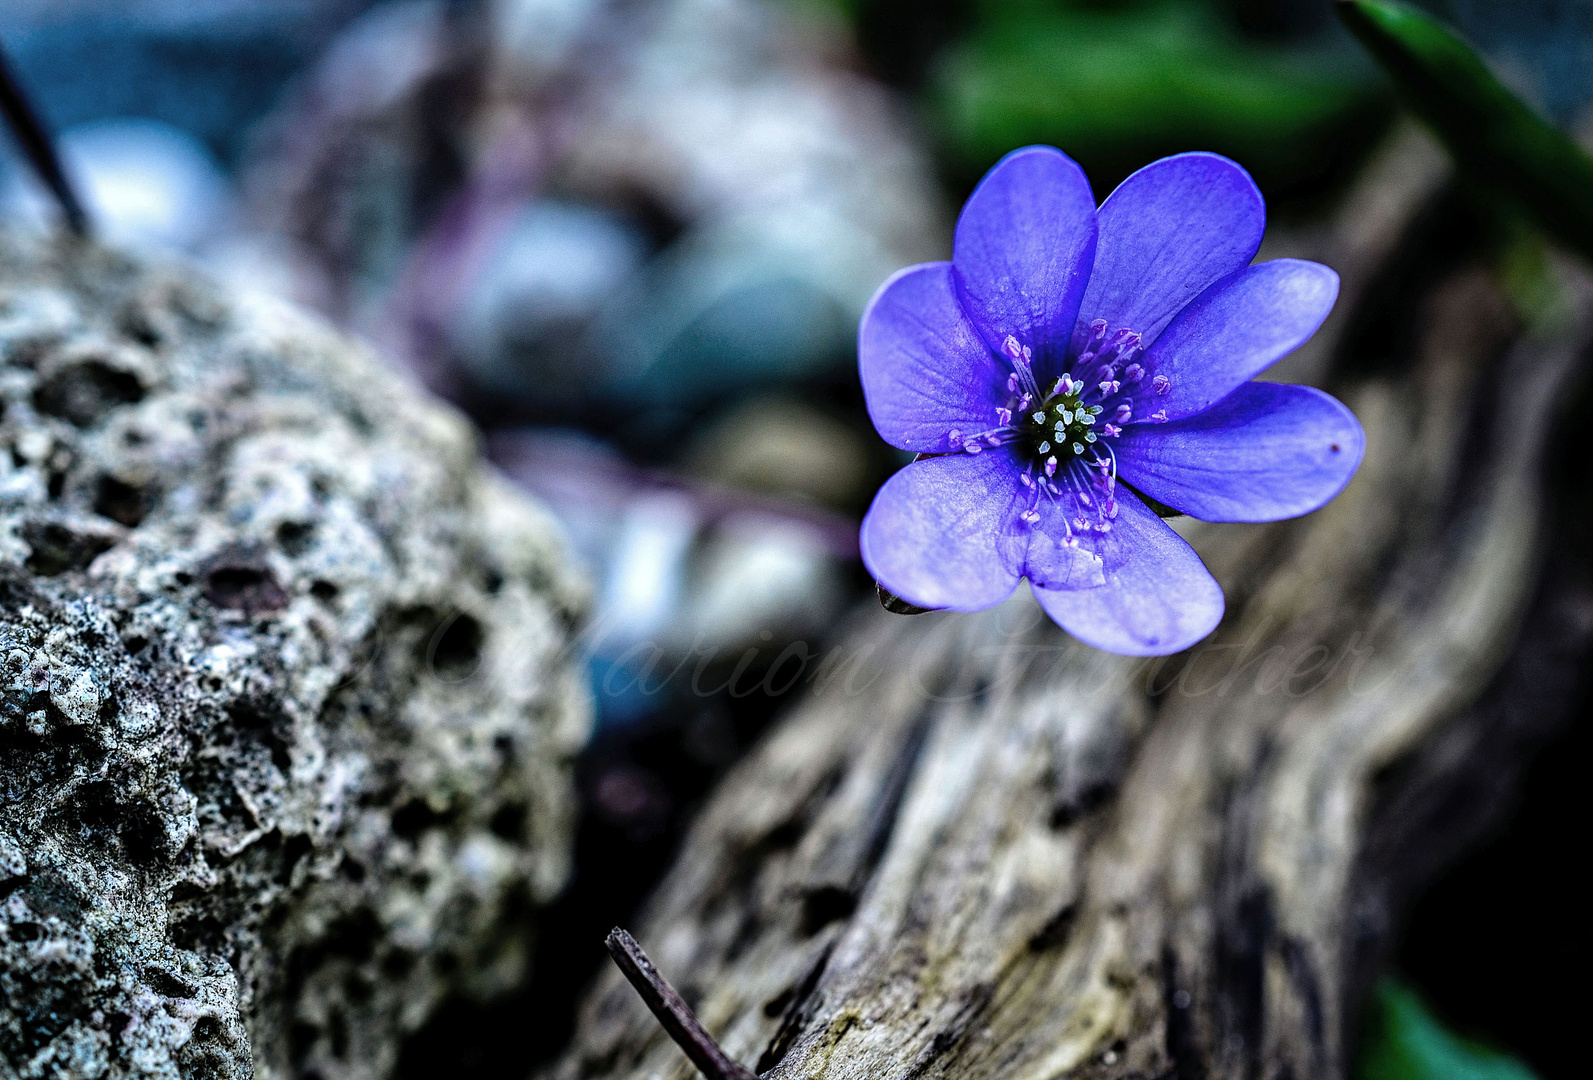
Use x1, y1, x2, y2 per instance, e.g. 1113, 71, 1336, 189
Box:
1018, 376, 1102, 461
938, 324, 1176, 536
937, 323, 1182, 539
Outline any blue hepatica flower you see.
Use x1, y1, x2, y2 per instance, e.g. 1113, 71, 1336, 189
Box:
859, 146, 1364, 655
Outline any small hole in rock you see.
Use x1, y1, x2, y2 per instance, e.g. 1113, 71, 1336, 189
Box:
343, 972, 374, 1004
426, 614, 484, 681
329, 1010, 349, 1059
278, 834, 313, 886
22, 520, 116, 576
95, 475, 153, 527
143, 966, 197, 999
289, 1024, 319, 1066
391, 799, 442, 840
201, 550, 288, 614
381, 950, 416, 978
276, 521, 315, 557
122, 312, 162, 349
33, 358, 147, 426
489, 803, 527, 841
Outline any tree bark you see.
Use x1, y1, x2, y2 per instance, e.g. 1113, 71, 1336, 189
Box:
549, 127, 1593, 1080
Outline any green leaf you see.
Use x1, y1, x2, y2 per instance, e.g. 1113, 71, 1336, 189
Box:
1338, 0, 1593, 261
1356, 980, 1539, 1080
930, 1, 1385, 197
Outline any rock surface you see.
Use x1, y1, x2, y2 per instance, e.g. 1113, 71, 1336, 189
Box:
0, 231, 590, 1080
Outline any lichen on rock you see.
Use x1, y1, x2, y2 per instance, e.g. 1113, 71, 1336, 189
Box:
0, 230, 591, 1080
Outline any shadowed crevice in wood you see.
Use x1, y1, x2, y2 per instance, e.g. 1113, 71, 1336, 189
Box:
1026, 903, 1077, 953
1162, 947, 1205, 1080
843, 711, 934, 896
756, 941, 836, 1073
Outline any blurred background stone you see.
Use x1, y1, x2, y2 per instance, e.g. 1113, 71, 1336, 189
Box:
1, 118, 234, 253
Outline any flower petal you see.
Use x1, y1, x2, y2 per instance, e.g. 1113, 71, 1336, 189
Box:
859, 263, 1010, 453
1025, 526, 1108, 590
860, 450, 1023, 612
1134, 259, 1338, 422
1074, 152, 1264, 352
1016, 458, 1112, 590
1115, 382, 1364, 523
1033, 490, 1223, 655
952, 146, 1097, 375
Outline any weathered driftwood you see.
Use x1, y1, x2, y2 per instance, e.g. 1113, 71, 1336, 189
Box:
549, 127, 1593, 1080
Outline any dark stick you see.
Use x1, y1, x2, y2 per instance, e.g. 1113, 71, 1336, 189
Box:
605, 928, 760, 1080
0, 42, 88, 237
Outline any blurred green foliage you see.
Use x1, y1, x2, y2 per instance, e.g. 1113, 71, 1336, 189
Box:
922, 0, 1391, 200
1357, 981, 1539, 1080
1340, 0, 1593, 263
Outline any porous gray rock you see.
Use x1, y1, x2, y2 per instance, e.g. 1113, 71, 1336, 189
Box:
0, 230, 591, 1080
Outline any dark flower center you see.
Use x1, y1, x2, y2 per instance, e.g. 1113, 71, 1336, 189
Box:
1017, 380, 1102, 462
938, 322, 1180, 535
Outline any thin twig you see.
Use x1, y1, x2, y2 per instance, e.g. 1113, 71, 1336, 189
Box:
0, 41, 89, 237
605, 928, 760, 1080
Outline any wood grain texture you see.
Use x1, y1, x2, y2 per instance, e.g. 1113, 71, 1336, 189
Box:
549, 128, 1593, 1080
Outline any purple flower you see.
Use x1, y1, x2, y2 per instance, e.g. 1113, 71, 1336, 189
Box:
859, 147, 1364, 655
